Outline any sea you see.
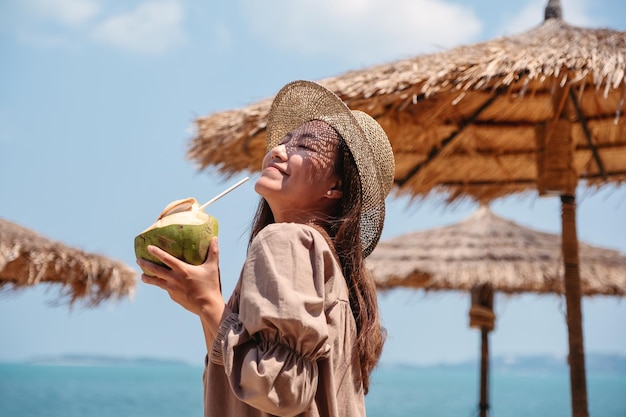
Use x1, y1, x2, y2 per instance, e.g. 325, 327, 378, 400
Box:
1, 361, 625, 417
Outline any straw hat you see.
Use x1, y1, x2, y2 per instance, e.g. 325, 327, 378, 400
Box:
266, 80, 395, 257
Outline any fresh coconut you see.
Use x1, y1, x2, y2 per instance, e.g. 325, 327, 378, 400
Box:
134, 197, 218, 275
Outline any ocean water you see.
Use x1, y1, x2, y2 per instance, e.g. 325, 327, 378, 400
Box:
366, 366, 626, 417
0, 363, 203, 417
1, 362, 624, 417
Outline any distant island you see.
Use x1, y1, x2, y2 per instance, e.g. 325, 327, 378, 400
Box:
20, 353, 626, 374
26, 354, 193, 367
383, 353, 626, 375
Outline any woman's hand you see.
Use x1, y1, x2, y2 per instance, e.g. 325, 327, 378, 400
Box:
138, 237, 224, 320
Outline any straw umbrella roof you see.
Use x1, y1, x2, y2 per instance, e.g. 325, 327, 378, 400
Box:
366, 206, 626, 296
189, 6, 626, 203
0, 218, 137, 307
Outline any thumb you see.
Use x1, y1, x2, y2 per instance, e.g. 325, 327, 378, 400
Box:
205, 237, 221, 293
204, 236, 219, 264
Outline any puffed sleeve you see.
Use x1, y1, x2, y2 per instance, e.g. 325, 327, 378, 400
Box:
209, 223, 333, 416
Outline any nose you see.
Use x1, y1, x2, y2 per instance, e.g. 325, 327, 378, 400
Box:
270, 143, 287, 161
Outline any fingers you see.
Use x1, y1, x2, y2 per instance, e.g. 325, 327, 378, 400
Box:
137, 238, 224, 318
140, 272, 168, 289
145, 245, 185, 272
136, 247, 180, 287
136, 257, 172, 288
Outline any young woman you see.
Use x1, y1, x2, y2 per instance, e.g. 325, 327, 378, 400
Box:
139, 80, 395, 417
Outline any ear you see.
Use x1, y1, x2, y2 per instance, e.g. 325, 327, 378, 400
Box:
325, 180, 343, 200
325, 189, 343, 200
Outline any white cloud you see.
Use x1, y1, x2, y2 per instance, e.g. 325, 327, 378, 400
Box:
13, 0, 186, 54
24, 0, 100, 26
91, 1, 185, 54
240, 0, 482, 65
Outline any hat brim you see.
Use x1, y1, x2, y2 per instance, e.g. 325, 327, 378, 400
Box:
266, 80, 385, 257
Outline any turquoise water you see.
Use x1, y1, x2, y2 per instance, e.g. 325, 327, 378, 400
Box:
1, 363, 624, 417
367, 366, 626, 417
0, 363, 203, 417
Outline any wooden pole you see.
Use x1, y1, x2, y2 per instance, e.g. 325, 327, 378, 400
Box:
479, 327, 490, 417
537, 77, 588, 417
470, 284, 494, 417
561, 194, 589, 417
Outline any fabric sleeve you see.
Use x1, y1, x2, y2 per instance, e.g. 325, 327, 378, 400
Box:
209, 223, 332, 416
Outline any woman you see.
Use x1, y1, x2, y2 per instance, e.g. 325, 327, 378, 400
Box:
138, 80, 395, 417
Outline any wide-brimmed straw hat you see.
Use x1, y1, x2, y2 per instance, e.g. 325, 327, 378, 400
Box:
266, 80, 395, 257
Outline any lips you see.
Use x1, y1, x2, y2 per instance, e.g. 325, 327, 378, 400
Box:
265, 163, 288, 175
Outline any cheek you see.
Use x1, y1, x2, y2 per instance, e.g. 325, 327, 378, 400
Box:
306, 157, 336, 181
261, 152, 271, 168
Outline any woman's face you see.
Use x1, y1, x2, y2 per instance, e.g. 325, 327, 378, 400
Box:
255, 120, 343, 219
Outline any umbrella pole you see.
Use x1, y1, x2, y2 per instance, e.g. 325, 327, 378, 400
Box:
479, 327, 490, 417
561, 194, 589, 417
470, 285, 494, 417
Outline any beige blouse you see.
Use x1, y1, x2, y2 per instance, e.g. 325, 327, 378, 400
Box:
204, 222, 365, 417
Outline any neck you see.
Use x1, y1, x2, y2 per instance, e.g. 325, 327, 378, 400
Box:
272, 208, 333, 229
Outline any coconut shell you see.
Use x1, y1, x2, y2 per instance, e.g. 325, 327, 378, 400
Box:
134, 198, 218, 275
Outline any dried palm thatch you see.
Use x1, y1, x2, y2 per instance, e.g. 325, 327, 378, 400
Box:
0, 218, 137, 307
367, 205, 626, 296
189, 5, 626, 203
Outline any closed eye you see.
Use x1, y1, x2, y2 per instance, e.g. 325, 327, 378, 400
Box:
279, 133, 293, 146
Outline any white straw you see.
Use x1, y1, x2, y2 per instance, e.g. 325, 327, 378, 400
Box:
199, 176, 250, 211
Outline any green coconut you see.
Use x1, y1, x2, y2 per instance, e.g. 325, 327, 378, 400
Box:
134, 197, 218, 275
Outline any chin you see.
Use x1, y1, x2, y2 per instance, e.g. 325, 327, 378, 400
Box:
254, 177, 276, 197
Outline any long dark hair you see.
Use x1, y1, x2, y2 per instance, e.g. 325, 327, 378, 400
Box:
248, 140, 386, 394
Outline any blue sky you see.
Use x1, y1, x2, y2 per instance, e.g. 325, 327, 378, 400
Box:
1, 0, 625, 366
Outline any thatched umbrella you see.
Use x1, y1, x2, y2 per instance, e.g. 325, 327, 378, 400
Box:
366, 205, 626, 416
0, 218, 137, 307
189, 2, 626, 199
368, 206, 626, 296
187, 2, 625, 416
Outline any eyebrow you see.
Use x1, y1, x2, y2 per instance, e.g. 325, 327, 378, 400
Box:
281, 124, 338, 145
301, 127, 339, 141
299, 132, 319, 140
288, 131, 323, 144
